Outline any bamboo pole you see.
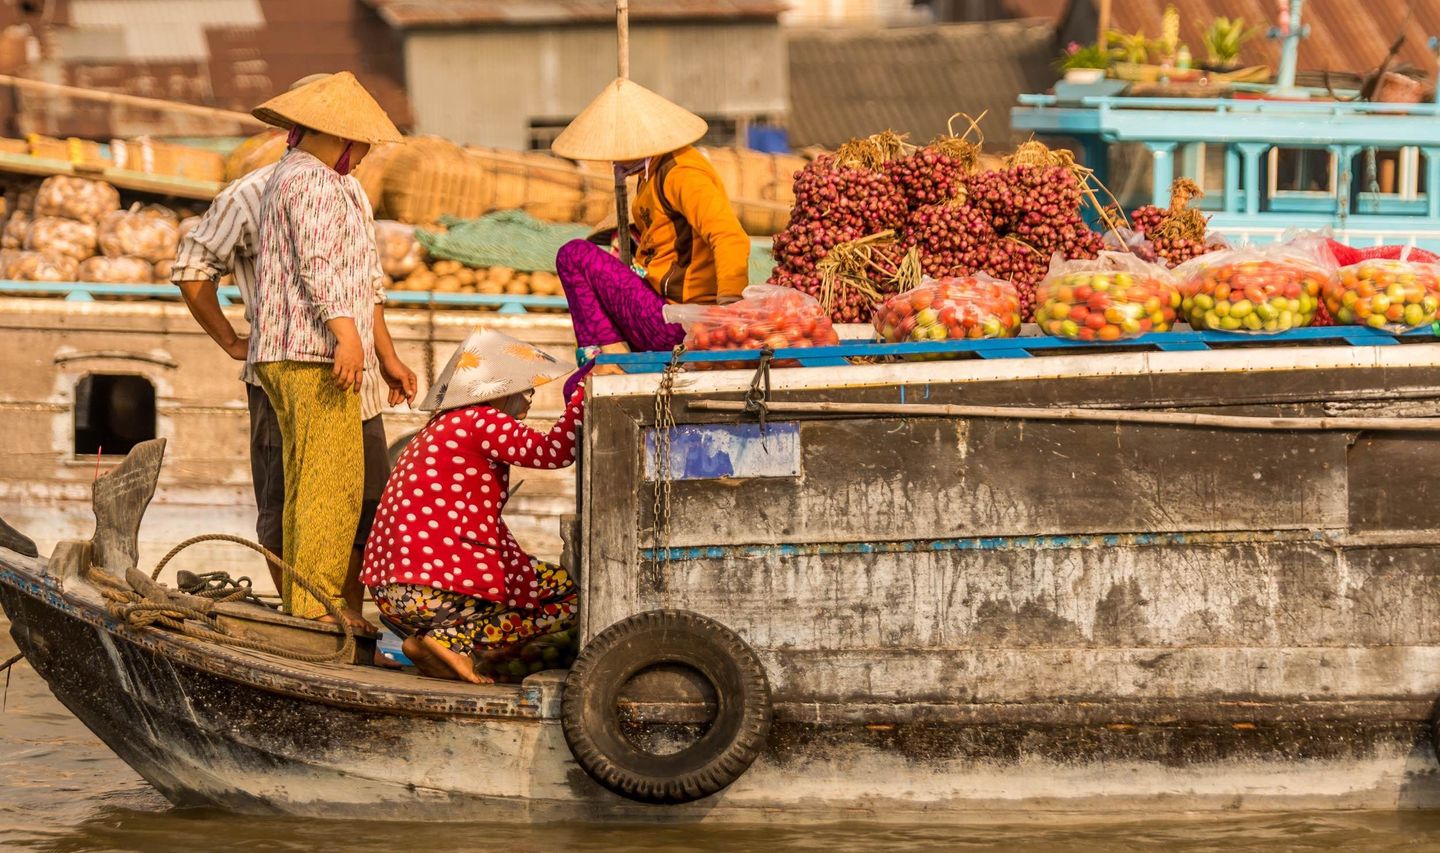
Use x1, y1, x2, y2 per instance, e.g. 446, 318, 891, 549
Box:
0, 74, 264, 127
614, 0, 634, 264
1097, 0, 1112, 50
688, 399, 1440, 433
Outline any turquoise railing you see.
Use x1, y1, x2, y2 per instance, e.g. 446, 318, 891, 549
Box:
0, 280, 570, 314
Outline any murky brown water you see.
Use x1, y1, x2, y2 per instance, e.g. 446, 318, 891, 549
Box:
7, 620, 1440, 853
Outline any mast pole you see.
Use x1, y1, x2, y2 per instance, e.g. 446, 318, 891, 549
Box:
614, 0, 633, 265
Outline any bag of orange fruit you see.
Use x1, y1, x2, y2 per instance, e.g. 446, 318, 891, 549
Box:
1034, 251, 1179, 341
1323, 253, 1440, 332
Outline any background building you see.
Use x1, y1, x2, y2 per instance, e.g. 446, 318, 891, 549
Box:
362, 0, 789, 150
0, 0, 410, 138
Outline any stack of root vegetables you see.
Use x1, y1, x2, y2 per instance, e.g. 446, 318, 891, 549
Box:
376, 220, 564, 307
770, 126, 1113, 323
0, 175, 195, 284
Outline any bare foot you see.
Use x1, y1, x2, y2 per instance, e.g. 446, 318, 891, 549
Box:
373, 649, 403, 669
590, 363, 626, 377
420, 636, 492, 684
402, 636, 452, 680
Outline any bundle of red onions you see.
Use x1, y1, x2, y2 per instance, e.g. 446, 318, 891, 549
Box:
769, 144, 911, 322
771, 133, 1111, 325
1127, 180, 1222, 268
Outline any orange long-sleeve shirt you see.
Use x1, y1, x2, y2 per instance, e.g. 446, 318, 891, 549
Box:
632, 146, 750, 305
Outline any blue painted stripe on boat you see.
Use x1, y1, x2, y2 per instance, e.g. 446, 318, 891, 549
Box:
598, 326, 1440, 372
638, 529, 1334, 562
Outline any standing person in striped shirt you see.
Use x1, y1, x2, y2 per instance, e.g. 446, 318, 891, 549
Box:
172, 136, 415, 625
246, 72, 407, 629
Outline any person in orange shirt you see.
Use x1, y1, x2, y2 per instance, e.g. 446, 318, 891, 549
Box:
551, 79, 750, 396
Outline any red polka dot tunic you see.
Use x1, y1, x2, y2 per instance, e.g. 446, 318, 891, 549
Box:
361, 388, 586, 610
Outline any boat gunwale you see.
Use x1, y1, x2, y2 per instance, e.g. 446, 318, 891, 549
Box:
0, 552, 550, 722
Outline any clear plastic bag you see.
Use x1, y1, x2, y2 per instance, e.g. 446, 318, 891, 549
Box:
1175, 240, 1333, 333
98, 204, 180, 263
25, 216, 98, 261
873, 274, 1022, 344
2, 210, 29, 250
1035, 252, 1179, 340
5, 251, 78, 281
78, 256, 154, 284
1323, 254, 1440, 331
33, 175, 120, 224
374, 220, 424, 279
663, 284, 840, 367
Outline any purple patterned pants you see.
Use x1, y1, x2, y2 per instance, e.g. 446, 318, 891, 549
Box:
557, 239, 686, 398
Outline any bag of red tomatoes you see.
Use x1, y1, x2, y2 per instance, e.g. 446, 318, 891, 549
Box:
873, 275, 1022, 348
1175, 241, 1333, 333
1034, 252, 1179, 341
1323, 256, 1440, 332
663, 284, 841, 369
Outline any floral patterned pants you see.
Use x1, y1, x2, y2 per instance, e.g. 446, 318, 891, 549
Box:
371, 561, 577, 656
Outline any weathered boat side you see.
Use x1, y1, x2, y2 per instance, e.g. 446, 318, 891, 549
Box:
577, 341, 1440, 809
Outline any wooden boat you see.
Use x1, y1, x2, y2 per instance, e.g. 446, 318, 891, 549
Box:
7, 328, 1440, 820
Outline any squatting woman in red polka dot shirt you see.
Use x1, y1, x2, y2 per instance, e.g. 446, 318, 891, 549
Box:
362, 329, 583, 683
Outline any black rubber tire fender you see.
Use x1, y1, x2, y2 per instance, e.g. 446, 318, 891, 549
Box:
561, 609, 772, 805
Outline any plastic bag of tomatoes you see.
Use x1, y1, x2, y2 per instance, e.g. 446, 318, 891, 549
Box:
1175, 240, 1334, 333
1035, 252, 1179, 341
872, 275, 1022, 351
1323, 256, 1440, 332
663, 284, 840, 369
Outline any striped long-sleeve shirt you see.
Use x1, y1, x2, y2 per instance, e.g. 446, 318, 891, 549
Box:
172, 158, 390, 420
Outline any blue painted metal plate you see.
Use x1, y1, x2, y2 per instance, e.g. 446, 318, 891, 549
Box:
602, 325, 1440, 373
644, 422, 801, 481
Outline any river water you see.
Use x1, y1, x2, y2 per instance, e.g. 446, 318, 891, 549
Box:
7, 620, 1440, 852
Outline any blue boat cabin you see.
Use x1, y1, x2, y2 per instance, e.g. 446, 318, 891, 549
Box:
1012, 95, 1440, 251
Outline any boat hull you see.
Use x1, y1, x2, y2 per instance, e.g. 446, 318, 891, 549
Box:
7, 555, 1440, 821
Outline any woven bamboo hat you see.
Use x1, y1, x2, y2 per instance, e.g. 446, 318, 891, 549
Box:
420, 329, 574, 413
252, 71, 402, 146
551, 77, 707, 162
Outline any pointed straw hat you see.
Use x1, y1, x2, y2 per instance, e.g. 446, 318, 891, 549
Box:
252, 71, 403, 146
419, 329, 574, 413
551, 77, 708, 162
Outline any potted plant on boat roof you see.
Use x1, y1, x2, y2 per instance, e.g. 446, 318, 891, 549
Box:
1202, 16, 1260, 71
1108, 28, 1163, 82
1057, 41, 1111, 83
1055, 41, 1129, 101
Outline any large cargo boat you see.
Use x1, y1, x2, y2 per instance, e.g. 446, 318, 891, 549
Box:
5, 329, 1440, 819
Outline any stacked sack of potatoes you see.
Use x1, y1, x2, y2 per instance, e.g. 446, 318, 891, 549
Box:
375, 219, 564, 306
0, 176, 196, 283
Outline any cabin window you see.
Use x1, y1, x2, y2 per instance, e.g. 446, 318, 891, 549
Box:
1267, 148, 1336, 197
74, 373, 156, 457
1352, 147, 1426, 215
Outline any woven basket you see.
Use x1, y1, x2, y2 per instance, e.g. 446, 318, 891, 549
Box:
464, 146, 611, 224
697, 147, 805, 236
376, 136, 490, 224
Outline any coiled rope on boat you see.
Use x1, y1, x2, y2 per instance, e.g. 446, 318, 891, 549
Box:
83, 533, 355, 664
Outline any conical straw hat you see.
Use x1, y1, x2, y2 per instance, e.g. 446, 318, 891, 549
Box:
551, 77, 707, 162
419, 329, 575, 413
252, 71, 402, 146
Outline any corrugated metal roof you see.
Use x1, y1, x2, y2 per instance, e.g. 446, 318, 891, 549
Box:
787, 20, 1055, 149
362, 0, 785, 29
1062, 0, 1440, 77
70, 0, 264, 28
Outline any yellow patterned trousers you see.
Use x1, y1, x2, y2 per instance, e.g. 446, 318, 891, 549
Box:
254, 362, 361, 619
